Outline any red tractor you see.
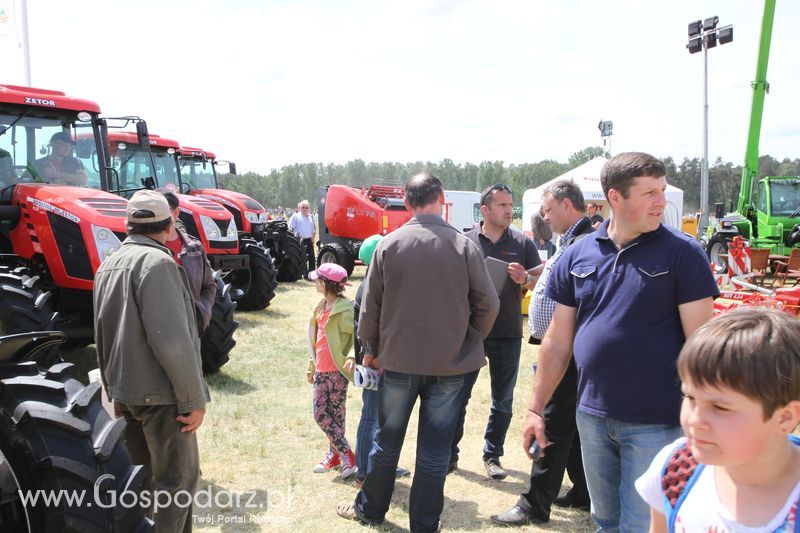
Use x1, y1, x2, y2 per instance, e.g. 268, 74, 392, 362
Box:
0, 84, 153, 531
316, 184, 413, 275
104, 131, 279, 313
177, 147, 305, 282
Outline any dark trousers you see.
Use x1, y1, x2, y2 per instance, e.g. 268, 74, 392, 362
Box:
302, 237, 316, 274
120, 403, 200, 533
355, 371, 464, 533
516, 357, 589, 520
451, 337, 522, 462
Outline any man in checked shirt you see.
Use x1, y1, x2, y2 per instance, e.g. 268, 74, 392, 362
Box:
492, 179, 594, 527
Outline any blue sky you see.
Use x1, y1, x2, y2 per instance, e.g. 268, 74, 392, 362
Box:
1, 0, 799, 175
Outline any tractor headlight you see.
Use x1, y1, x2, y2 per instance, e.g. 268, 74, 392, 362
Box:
200, 214, 222, 240
92, 224, 123, 263
244, 211, 259, 224
226, 217, 238, 239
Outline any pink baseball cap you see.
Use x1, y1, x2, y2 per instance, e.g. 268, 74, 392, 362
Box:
308, 263, 351, 285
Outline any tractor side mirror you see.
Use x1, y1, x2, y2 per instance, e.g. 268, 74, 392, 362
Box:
229, 162, 237, 175
136, 121, 150, 148
714, 202, 724, 219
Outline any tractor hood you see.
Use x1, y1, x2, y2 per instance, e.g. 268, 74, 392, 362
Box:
8, 184, 128, 290
191, 189, 266, 214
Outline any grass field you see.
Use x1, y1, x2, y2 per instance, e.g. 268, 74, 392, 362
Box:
68, 266, 593, 532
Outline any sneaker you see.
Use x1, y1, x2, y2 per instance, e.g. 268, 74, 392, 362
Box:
341, 450, 357, 479
313, 450, 340, 473
484, 457, 507, 480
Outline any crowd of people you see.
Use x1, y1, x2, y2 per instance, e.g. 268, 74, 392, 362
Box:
91, 152, 800, 533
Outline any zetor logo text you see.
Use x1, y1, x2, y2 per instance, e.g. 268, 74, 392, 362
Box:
24, 97, 57, 107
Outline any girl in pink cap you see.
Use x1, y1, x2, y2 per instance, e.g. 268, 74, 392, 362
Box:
306, 263, 357, 478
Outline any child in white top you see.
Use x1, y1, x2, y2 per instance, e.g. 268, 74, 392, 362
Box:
635, 308, 800, 533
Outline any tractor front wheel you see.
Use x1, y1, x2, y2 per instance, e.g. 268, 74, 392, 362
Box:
234, 242, 278, 311
0, 267, 60, 365
274, 232, 305, 283
0, 361, 153, 532
200, 273, 238, 374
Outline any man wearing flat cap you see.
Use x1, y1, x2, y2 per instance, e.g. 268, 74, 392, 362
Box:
94, 189, 209, 532
28, 131, 88, 185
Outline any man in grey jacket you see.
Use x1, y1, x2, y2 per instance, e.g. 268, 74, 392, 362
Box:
337, 172, 500, 533
94, 189, 209, 532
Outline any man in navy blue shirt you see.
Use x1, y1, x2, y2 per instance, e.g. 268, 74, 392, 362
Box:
523, 152, 719, 532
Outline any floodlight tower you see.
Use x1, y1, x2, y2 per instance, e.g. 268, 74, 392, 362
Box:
687, 16, 733, 235
598, 119, 613, 156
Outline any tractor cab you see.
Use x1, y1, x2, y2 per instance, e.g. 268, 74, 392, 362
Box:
177, 147, 219, 190
105, 131, 182, 196
0, 85, 109, 191
753, 177, 800, 250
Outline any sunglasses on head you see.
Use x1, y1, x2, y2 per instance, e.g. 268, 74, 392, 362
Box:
481, 184, 512, 206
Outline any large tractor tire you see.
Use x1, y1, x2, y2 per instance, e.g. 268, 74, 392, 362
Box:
200, 274, 238, 375
706, 233, 730, 275
317, 243, 355, 277
0, 268, 60, 366
0, 361, 153, 532
274, 232, 305, 283
233, 241, 278, 311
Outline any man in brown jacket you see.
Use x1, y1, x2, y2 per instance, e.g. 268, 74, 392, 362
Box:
337, 172, 499, 532
94, 190, 208, 532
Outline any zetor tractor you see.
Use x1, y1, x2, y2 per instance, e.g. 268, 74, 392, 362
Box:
316, 184, 413, 276
104, 131, 278, 311
0, 85, 153, 530
177, 147, 305, 282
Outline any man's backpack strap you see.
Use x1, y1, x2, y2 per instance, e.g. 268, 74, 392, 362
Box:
661, 440, 704, 533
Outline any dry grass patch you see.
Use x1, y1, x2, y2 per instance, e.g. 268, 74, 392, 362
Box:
66, 266, 593, 532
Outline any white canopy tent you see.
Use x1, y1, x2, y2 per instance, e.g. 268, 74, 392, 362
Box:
522, 157, 684, 234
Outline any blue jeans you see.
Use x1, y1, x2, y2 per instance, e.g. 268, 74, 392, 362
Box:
576, 410, 682, 533
355, 387, 379, 478
354, 371, 464, 533
451, 337, 521, 461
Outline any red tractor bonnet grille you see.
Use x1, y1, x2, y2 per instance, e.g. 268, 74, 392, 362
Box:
79, 197, 128, 217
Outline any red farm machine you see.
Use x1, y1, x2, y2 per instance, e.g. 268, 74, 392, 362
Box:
0, 84, 153, 531
103, 130, 278, 312
176, 146, 305, 282
316, 184, 413, 275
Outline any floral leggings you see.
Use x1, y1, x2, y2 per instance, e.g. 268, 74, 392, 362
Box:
312, 371, 352, 457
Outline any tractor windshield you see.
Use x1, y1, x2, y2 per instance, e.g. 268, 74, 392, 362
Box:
769, 180, 800, 216
0, 113, 103, 189
109, 145, 181, 194
179, 156, 217, 189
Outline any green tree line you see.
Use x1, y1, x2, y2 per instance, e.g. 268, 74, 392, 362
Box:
217, 147, 800, 213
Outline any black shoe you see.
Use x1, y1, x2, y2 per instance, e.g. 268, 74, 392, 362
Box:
490, 505, 547, 527
553, 493, 590, 512
484, 457, 507, 480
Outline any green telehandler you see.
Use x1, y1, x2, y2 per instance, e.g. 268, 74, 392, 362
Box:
706, 0, 800, 272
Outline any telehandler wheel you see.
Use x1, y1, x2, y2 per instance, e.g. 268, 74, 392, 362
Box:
234, 242, 278, 311
317, 243, 355, 277
274, 232, 305, 283
706, 233, 730, 275
0, 361, 153, 532
200, 274, 238, 375
0, 269, 60, 366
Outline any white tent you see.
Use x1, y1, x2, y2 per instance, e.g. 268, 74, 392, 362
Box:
522, 157, 684, 233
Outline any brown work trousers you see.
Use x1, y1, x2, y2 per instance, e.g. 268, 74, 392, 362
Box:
119, 403, 200, 533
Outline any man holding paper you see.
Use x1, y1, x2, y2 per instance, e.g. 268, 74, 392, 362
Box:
450, 183, 541, 480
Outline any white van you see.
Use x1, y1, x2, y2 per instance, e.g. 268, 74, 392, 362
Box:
444, 190, 481, 232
